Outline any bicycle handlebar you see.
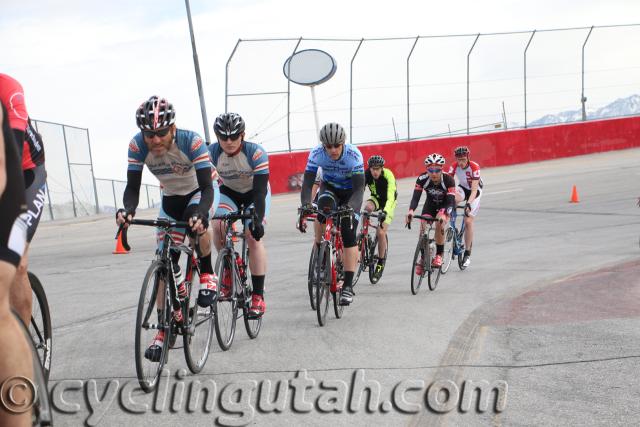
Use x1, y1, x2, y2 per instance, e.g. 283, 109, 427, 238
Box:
116, 218, 198, 252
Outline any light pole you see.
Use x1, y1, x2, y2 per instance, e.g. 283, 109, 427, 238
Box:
185, 0, 211, 143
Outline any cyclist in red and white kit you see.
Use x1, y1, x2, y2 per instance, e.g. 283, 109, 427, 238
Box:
446, 146, 481, 268
0, 73, 47, 326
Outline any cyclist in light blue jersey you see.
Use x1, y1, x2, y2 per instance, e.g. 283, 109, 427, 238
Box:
117, 96, 220, 361
209, 113, 270, 318
299, 122, 365, 305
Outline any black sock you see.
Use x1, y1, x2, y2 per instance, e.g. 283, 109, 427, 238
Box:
252, 275, 265, 296
464, 250, 471, 257
199, 253, 213, 275
437, 244, 444, 255
343, 271, 355, 289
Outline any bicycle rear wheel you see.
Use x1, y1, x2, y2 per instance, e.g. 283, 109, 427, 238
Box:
242, 278, 262, 339
316, 242, 331, 326
12, 310, 53, 426
307, 243, 319, 310
213, 251, 237, 350
333, 254, 344, 319
135, 260, 170, 393
440, 227, 454, 274
410, 237, 426, 295
183, 266, 214, 374
28, 272, 52, 381
353, 234, 367, 287
457, 228, 467, 270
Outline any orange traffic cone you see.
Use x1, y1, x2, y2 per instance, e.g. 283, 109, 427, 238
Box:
113, 230, 130, 254
570, 185, 580, 203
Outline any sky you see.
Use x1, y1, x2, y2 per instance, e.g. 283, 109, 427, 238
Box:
1, 0, 639, 184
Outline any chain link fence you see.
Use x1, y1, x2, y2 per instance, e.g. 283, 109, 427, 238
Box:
31, 120, 160, 221
224, 24, 640, 152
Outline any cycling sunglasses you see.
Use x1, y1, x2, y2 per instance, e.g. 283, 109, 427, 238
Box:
143, 127, 171, 138
217, 133, 242, 141
323, 143, 342, 149
427, 167, 442, 173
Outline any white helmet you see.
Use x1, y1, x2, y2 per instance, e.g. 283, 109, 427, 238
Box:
424, 153, 446, 166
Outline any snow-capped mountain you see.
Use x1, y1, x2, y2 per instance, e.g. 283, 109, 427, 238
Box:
529, 94, 640, 126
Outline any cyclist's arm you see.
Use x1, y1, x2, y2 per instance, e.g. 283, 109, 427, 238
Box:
383, 169, 397, 212
195, 166, 214, 218
252, 173, 269, 222
409, 178, 423, 211
444, 176, 457, 215
347, 173, 365, 212
301, 171, 316, 206
123, 170, 142, 214
468, 179, 480, 204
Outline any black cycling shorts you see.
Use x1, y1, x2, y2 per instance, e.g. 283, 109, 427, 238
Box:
23, 164, 47, 242
316, 182, 359, 248
0, 104, 28, 267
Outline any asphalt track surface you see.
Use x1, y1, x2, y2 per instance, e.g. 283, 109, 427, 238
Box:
31, 148, 640, 426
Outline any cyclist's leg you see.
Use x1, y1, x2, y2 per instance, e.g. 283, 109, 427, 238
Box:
377, 198, 395, 259
455, 185, 465, 205
212, 192, 238, 252
316, 184, 337, 245
10, 165, 46, 326
464, 192, 481, 255
244, 189, 270, 315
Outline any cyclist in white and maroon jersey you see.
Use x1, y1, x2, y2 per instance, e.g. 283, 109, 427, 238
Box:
445, 146, 482, 268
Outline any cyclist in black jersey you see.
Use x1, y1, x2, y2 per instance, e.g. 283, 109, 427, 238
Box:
0, 102, 32, 427
406, 153, 456, 269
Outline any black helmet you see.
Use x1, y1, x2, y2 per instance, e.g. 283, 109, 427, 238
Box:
213, 112, 245, 139
136, 96, 176, 130
319, 122, 346, 146
368, 155, 385, 168
454, 146, 470, 157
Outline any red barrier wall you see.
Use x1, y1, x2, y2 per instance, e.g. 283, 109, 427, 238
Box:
269, 116, 640, 194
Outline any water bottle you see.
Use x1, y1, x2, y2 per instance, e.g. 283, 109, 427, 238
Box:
235, 253, 245, 282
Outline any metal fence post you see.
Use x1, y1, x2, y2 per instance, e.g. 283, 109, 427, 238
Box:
467, 33, 480, 135
406, 36, 420, 141
523, 30, 536, 128
225, 39, 242, 114
85, 128, 100, 214
61, 125, 77, 217
185, 0, 211, 144
350, 38, 365, 143
112, 180, 117, 211
581, 26, 595, 121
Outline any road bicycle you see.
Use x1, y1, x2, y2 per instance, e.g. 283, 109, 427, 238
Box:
408, 215, 445, 294
119, 219, 215, 393
211, 209, 262, 351
353, 210, 388, 285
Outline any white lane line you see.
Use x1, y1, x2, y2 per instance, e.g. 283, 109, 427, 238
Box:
484, 188, 523, 196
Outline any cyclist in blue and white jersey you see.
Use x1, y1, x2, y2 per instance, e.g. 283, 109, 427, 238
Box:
209, 113, 270, 318
116, 96, 219, 361
299, 122, 365, 305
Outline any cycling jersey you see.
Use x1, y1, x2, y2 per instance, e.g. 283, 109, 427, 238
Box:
127, 129, 211, 196
305, 144, 364, 190
0, 74, 45, 170
446, 160, 483, 191
365, 167, 397, 212
409, 172, 456, 216
208, 140, 269, 194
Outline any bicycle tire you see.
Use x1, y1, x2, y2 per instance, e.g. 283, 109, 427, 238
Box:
213, 251, 237, 350
316, 242, 331, 326
410, 237, 426, 295
440, 227, 454, 274
307, 243, 319, 310
135, 260, 169, 393
242, 277, 262, 339
353, 234, 367, 287
457, 228, 467, 270
12, 310, 53, 426
28, 272, 52, 381
183, 264, 214, 374
333, 249, 344, 319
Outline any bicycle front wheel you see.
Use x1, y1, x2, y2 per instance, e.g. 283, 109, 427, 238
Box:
307, 243, 319, 310
135, 260, 169, 393
316, 242, 331, 326
457, 229, 467, 270
213, 251, 238, 350
410, 237, 426, 295
28, 272, 52, 381
183, 266, 214, 374
242, 278, 262, 339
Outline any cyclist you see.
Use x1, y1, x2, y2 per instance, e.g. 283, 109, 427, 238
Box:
0, 73, 47, 327
446, 146, 482, 268
363, 155, 397, 276
299, 122, 365, 305
405, 153, 456, 270
0, 101, 32, 427
116, 96, 219, 360
209, 112, 270, 318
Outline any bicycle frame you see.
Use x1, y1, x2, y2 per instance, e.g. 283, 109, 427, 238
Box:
321, 215, 344, 293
